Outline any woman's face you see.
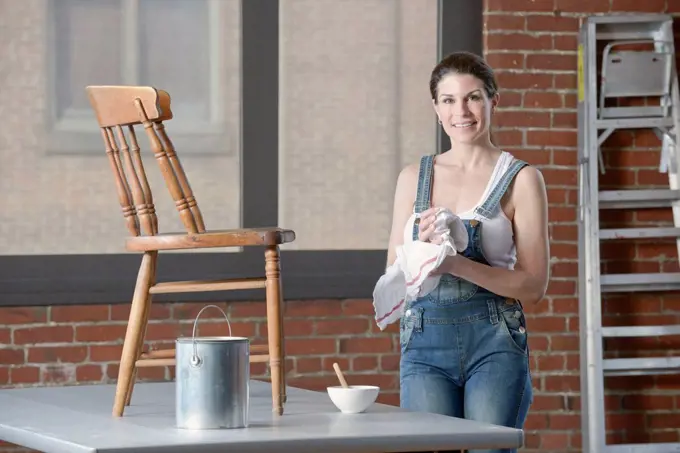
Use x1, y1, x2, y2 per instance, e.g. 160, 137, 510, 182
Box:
432, 73, 498, 145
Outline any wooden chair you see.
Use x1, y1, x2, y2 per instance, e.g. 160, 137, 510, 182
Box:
85, 85, 295, 418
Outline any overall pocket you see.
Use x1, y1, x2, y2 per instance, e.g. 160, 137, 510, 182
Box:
399, 307, 423, 352
434, 274, 478, 305
499, 304, 528, 355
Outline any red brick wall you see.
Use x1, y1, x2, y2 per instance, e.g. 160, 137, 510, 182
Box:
3, 2, 680, 453
484, 0, 680, 451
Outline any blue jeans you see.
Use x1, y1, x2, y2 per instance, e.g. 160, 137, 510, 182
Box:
399, 295, 532, 453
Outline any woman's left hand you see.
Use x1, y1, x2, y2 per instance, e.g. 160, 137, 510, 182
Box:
417, 207, 444, 244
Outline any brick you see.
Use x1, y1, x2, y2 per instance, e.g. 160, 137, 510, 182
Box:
380, 354, 400, 372
622, 394, 674, 411
540, 168, 577, 186
76, 364, 103, 382
486, 0, 556, 12
531, 316, 568, 333
89, 344, 122, 362
553, 34, 578, 51
485, 14, 525, 31
10, 366, 40, 384
611, 0, 666, 12
286, 300, 343, 317
526, 15, 579, 32
497, 72, 554, 90
0, 307, 47, 325
527, 130, 577, 147
295, 357, 322, 374
497, 91, 522, 107
524, 413, 548, 430
315, 318, 369, 335
340, 300, 373, 316
27, 346, 87, 363
227, 301, 267, 318
495, 110, 551, 128
556, 0, 610, 13
13, 326, 74, 345
550, 224, 577, 241
551, 262, 577, 278
485, 52, 525, 70
549, 413, 580, 430
551, 243, 578, 259
551, 149, 578, 166
544, 374, 580, 391
352, 356, 379, 372
486, 34, 553, 51
524, 91, 562, 109
551, 334, 579, 351
536, 354, 565, 371
283, 319, 314, 336
339, 337, 393, 354
527, 53, 577, 71
0, 348, 24, 365
491, 130, 522, 147
285, 338, 336, 355
50, 305, 108, 323
75, 324, 126, 343
539, 432, 571, 450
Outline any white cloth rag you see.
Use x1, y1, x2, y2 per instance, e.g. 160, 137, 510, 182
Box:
372, 208, 469, 330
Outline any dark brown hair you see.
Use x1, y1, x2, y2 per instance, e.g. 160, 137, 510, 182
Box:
429, 51, 498, 103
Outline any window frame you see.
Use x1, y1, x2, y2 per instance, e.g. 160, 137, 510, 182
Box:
0, 0, 483, 307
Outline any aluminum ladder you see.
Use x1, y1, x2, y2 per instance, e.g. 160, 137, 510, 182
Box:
577, 13, 680, 453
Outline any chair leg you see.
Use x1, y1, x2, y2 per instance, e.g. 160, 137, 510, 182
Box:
124, 252, 157, 406
124, 253, 156, 406
265, 246, 284, 416
113, 251, 156, 417
280, 297, 287, 404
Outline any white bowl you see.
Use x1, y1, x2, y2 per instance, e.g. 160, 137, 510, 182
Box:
327, 385, 380, 414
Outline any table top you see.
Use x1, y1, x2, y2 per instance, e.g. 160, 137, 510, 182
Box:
0, 380, 523, 453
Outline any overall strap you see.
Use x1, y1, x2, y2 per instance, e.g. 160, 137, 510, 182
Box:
412, 155, 435, 240
474, 159, 529, 220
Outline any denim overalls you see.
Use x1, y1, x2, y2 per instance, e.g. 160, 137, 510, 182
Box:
400, 155, 533, 453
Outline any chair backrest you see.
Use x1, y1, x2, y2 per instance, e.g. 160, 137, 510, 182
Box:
86, 85, 206, 237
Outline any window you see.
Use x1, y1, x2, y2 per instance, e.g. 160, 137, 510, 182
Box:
46, 0, 237, 156
0, 0, 482, 306
278, 0, 438, 251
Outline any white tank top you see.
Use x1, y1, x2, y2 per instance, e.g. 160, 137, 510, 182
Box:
458, 151, 518, 270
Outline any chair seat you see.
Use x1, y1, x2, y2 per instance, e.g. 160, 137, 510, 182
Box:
126, 227, 296, 251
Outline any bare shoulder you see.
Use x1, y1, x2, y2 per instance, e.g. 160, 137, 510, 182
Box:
503, 158, 547, 221
514, 164, 546, 196
393, 160, 421, 203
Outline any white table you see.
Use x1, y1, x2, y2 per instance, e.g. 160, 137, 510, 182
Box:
0, 380, 523, 452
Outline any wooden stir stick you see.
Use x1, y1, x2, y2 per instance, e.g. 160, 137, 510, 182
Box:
332, 362, 349, 388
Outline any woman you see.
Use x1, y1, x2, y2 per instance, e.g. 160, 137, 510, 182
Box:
386, 52, 549, 452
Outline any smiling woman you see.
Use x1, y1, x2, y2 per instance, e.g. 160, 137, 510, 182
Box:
384, 51, 550, 453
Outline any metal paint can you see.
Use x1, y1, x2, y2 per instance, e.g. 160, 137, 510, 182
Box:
176, 305, 250, 429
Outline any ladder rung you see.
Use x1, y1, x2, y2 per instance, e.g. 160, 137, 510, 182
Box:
603, 357, 680, 376
599, 227, 680, 240
602, 325, 680, 337
599, 190, 680, 209
601, 273, 680, 292
604, 442, 680, 453
595, 117, 674, 130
